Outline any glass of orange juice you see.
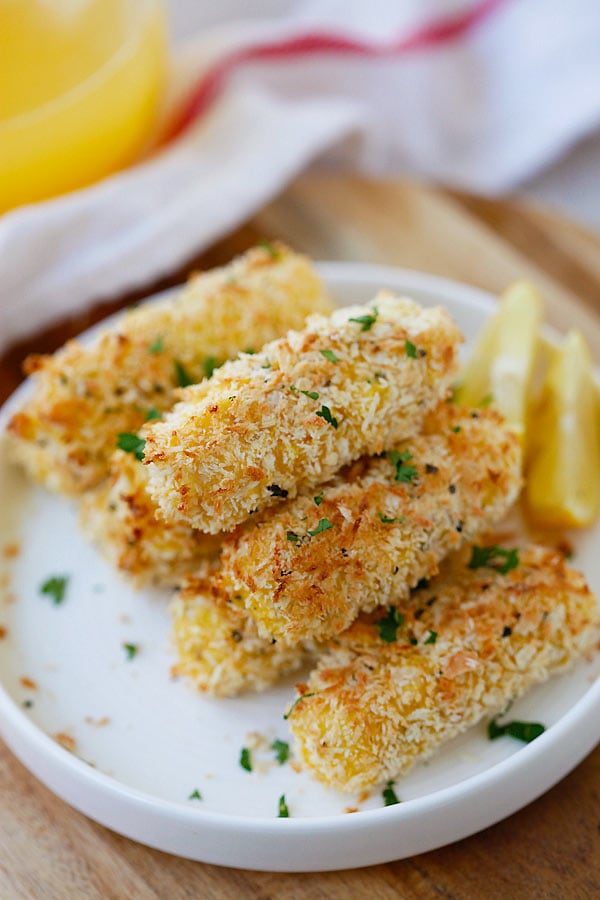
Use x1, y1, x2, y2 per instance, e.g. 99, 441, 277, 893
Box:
0, 0, 167, 213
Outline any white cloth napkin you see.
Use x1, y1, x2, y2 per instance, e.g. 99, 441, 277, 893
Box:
2, 0, 600, 353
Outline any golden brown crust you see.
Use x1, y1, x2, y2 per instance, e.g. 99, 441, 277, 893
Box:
218, 405, 522, 643
80, 450, 221, 586
144, 294, 463, 533
7, 244, 331, 494
288, 544, 600, 792
170, 567, 310, 697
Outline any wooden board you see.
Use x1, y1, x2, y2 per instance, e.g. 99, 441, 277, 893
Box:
1, 175, 599, 898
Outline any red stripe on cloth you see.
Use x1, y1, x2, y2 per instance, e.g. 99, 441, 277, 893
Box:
169, 0, 508, 139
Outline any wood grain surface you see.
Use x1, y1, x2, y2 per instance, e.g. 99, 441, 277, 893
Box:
1, 175, 600, 899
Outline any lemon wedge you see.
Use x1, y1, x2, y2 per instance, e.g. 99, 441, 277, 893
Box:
455, 280, 544, 438
526, 330, 600, 528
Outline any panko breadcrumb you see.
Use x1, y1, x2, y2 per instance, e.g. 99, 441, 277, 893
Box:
217, 405, 521, 643
288, 544, 600, 792
80, 449, 221, 586
7, 244, 330, 494
170, 567, 311, 697
144, 293, 462, 533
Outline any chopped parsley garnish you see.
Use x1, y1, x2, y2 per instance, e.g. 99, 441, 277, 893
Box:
488, 718, 545, 743
480, 393, 494, 407
245, 348, 256, 355
123, 642, 138, 661
468, 545, 519, 575
320, 348, 339, 363
259, 240, 280, 259
452, 426, 461, 433
261, 359, 272, 369
240, 747, 252, 771
148, 336, 164, 354
145, 406, 161, 421
382, 781, 400, 806
203, 356, 218, 378
388, 449, 418, 484
349, 308, 378, 332
405, 340, 418, 358
283, 692, 317, 720
291, 386, 319, 400
316, 405, 339, 428
40, 576, 68, 606
188, 788, 202, 800
424, 630, 438, 645
271, 739, 290, 765
267, 484, 288, 498
308, 518, 334, 536
286, 531, 300, 542
278, 794, 290, 817
314, 494, 323, 506
378, 512, 405, 525
117, 432, 146, 461
376, 607, 405, 643
174, 359, 194, 387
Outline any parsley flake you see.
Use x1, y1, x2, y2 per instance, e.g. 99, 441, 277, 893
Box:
378, 512, 405, 525
308, 518, 333, 537
240, 747, 252, 772
480, 393, 494, 408
271, 739, 290, 765
388, 449, 418, 484
174, 359, 194, 387
261, 359, 272, 369
259, 240, 280, 259
145, 406, 161, 421
376, 607, 405, 643
40, 575, 68, 606
382, 781, 400, 806
314, 494, 323, 506
188, 788, 202, 800
468, 545, 519, 575
291, 386, 319, 400
424, 630, 438, 645
278, 794, 290, 817
405, 340, 418, 358
117, 432, 146, 461
488, 718, 545, 743
286, 531, 300, 543
452, 426, 461, 433
203, 356, 218, 378
320, 348, 339, 363
123, 642, 138, 661
316, 405, 339, 428
148, 336, 164, 354
283, 692, 317, 720
349, 307, 378, 332
244, 348, 256, 355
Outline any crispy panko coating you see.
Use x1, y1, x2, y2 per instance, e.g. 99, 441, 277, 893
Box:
218, 405, 522, 644
171, 567, 311, 697
288, 544, 600, 792
144, 293, 462, 533
8, 244, 331, 494
80, 449, 221, 586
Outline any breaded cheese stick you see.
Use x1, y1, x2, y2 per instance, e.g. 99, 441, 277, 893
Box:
7, 243, 331, 494
171, 567, 311, 697
80, 449, 221, 586
144, 293, 462, 533
287, 544, 600, 792
217, 405, 521, 643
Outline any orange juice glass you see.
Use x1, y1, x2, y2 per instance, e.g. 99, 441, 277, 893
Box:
0, 0, 167, 212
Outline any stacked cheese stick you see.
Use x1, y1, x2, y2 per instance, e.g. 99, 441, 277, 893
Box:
9, 246, 599, 794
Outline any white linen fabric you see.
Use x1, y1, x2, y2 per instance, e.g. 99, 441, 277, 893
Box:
2, 0, 600, 351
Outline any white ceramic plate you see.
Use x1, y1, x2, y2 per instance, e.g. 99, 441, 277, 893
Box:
0, 264, 599, 872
